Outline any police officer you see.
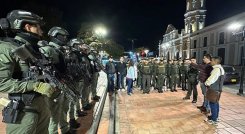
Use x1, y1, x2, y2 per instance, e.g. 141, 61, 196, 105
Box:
183, 57, 199, 103
141, 58, 153, 94
151, 58, 158, 89
40, 26, 73, 134
180, 59, 190, 91
0, 10, 54, 134
177, 59, 183, 88
170, 59, 179, 92
166, 59, 173, 90
155, 59, 167, 93
88, 46, 101, 100
66, 38, 88, 129
79, 44, 93, 110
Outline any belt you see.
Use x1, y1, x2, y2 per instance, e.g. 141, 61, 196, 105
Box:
9, 92, 42, 106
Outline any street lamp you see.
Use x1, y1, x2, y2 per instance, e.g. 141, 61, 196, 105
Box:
229, 22, 245, 96
95, 27, 107, 37
94, 26, 107, 58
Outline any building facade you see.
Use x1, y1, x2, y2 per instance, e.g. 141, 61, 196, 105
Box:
160, 0, 245, 65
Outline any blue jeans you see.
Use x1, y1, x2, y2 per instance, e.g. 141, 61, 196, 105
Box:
108, 74, 115, 92
200, 82, 210, 111
117, 73, 125, 89
209, 102, 219, 121
127, 78, 133, 94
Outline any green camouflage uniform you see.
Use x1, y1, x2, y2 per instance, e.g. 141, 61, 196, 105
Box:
137, 62, 143, 89
179, 62, 189, 91
141, 61, 153, 93
156, 61, 167, 92
170, 62, 180, 92
40, 42, 70, 134
165, 62, 172, 89
0, 36, 50, 134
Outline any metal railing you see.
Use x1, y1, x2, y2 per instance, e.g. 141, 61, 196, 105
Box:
88, 71, 108, 134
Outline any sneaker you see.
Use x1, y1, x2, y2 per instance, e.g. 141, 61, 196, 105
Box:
197, 105, 204, 109
204, 118, 213, 124
212, 121, 218, 126
127, 93, 131, 96
122, 89, 126, 92
217, 118, 220, 122
192, 100, 197, 103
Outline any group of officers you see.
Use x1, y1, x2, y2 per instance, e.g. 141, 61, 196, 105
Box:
136, 57, 199, 103
0, 10, 103, 134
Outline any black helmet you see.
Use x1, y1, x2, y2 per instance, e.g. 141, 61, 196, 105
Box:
68, 38, 84, 47
48, 26, 69, 45
6, 10, 44, 30
48, 26, 69, 37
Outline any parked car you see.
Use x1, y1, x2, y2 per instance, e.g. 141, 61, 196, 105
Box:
223, 65, 240, 84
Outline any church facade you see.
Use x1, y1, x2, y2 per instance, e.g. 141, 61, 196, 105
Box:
160, 0, 245, 65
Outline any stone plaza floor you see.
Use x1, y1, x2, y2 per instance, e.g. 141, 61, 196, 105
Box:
117, 85, 245, 134
0, 82, 245, 134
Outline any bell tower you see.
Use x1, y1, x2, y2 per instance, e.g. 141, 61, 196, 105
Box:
184, 0, 206, 33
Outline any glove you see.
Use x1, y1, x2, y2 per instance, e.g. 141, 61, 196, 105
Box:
33, 82, 55, 97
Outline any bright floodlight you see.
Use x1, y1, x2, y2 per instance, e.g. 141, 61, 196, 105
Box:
95, 27, 107, 37
228, 23, 242, 30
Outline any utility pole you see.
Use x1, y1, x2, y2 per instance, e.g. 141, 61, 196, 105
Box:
128, 38, 137, 51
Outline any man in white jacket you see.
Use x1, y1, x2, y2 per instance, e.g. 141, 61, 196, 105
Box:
205, 56, 225, 125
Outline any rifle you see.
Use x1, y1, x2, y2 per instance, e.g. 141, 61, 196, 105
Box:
12, 44, 79, 103
65, 53, 91, 81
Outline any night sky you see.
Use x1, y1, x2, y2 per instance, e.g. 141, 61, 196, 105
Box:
1, 0, 245, 51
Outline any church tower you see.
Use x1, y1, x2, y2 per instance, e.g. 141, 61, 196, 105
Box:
184, 0, 206, 33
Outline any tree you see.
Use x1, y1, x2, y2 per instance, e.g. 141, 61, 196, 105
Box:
77, 22, 124, 58
103, 40, 124, 59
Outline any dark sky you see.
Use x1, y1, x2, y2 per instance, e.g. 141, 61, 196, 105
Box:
1, 0, 245, 51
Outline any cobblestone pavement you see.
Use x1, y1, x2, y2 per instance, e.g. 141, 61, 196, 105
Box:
117, 85, 245, 134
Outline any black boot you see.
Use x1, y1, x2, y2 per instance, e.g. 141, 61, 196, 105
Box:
69, 119, 80, 129
92, 95, 100, 101
64, 129, 76, 134
76, 110, 87, 117
83, 103, 93, 111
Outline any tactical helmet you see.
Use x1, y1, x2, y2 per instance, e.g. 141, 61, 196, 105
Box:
68, 38, 84, 47
37, 40, 48, 47
48, 26, 69, 45
48, 26, 69, 37
6, 10, 44, 30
